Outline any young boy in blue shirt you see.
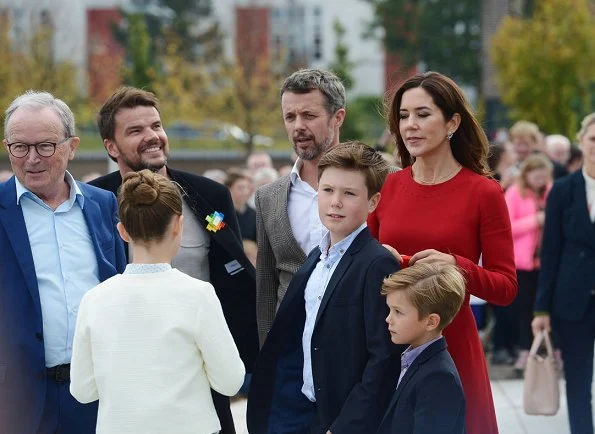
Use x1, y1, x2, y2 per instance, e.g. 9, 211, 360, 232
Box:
248, 142, 402, 434
377, 263, 466, 434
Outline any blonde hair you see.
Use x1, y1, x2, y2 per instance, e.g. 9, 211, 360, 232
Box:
517, 153, 553, 197
382, 263, 466, 330
577, 112, 595, 142
509, 120, 540, 144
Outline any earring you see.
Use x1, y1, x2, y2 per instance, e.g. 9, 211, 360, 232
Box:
447, 132, 454, 140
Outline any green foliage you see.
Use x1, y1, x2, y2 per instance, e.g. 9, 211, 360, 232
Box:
0, 16, 91, 131
491, 0, 595, 137
210, 58, 284, 157
328, 19, 354, 91
125, 14, 155, 90
364, 0, 481, 89
341, 95, 386, 144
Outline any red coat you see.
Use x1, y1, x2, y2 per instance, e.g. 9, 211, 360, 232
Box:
369, 166, 518, 434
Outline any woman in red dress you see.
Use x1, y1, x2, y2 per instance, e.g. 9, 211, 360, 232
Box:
369, 72, 517, 434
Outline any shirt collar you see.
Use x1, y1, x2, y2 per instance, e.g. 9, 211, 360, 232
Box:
401, 335, 443, 370
124, 263, 172, 274
583, 167, 595, 190
15, 171, 84, 208
318, 222, 367, 260
289, 158, 304, 186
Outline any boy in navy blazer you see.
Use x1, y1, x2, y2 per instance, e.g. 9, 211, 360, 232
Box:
247, 142, 401, 434
377, 263, 467, 434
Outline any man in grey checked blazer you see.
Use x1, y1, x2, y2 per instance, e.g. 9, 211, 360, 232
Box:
255, 69, 346, 345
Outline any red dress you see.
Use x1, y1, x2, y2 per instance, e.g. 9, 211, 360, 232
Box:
369, 166, 517, 434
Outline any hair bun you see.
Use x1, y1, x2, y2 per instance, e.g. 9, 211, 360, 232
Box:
120, 170, 161, 206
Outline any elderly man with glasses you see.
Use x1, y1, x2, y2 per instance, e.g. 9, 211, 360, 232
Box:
0, 91, 126, 434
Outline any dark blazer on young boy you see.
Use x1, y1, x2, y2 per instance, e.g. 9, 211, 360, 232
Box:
376, 337, 465, 434
247, 227, 402, 434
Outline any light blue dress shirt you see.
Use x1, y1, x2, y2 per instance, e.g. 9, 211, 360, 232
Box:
16, 172, 100, 367
301, 222, 367, 402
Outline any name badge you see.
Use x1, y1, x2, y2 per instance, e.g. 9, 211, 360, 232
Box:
225, 260, 244, 276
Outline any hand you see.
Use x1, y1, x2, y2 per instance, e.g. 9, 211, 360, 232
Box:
536, 211, 545, 227
531, 314, 551, 336
382, 244, 412, 268
409, 249, 456, 266
382, 244, 402, 263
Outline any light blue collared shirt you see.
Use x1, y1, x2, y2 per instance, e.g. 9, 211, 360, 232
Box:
16, 172, 100, 367
396, 336, 443, 389
301, 222, 367, 402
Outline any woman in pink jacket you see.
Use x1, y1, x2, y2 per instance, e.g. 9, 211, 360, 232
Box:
505, 153, 553, 372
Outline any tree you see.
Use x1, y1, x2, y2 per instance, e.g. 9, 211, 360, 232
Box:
124, 14, 155, 90
491, 0, 595, 137
0, 13, 87, 124
328, 19, 355, 91
327, 18, 363, 141
212, 58, 283, 157
364, 0, 482, 89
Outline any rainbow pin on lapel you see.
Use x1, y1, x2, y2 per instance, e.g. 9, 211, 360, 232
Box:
205, 211, 226, 233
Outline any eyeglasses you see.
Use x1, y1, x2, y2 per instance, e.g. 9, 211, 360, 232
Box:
6, 137, 71, 158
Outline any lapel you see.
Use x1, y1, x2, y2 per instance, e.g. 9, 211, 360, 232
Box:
313, 228, 371, 329
277, 249, 320, 319
381, 337, 447, 425
79, 185, 110, 280
168, 168, 254, 275
0, 177, 42, 317
570, 172, 595, 244
274, 175, 306, 262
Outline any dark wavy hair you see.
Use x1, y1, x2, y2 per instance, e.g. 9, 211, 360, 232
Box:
387, 71, 490, 176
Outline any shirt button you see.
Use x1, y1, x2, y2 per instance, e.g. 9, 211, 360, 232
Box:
314, 347, 318, 351
318, 295, 322, 300
326, 264, 331, 269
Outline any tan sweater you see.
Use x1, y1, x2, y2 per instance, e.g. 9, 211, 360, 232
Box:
70, 268, 245, 434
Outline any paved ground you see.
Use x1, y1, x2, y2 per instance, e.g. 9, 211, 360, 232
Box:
230, 360, 575, 434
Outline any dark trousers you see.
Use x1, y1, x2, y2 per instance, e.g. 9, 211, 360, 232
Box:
212, 390, 236, 434
38, 379, 97, 434
491, 302, 518, 353
516, 270, 539, 350
554, 296, 595, 434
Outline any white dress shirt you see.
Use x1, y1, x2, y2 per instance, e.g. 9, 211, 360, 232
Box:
287, 159, 327, 254
301, 223, 367, 402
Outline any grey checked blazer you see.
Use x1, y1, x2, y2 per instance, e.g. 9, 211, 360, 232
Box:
254, 174, 307, 345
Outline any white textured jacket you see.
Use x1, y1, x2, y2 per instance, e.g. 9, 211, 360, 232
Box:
70, 268, 245, 434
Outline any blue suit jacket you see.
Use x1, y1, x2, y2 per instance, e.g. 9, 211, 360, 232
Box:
247, 228, 402, 434
375, 337, 466, 434
534, 170, 595, 321
0, 177, 126, 434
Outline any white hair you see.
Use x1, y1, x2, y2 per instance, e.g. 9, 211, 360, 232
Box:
545, 134, 571, 151
4, 90, 75, 140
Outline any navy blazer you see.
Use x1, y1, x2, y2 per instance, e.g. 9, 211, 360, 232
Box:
534, 170, 595, 321
376, 337, 465, 434
247, 228, 402, 434
0, 177, 126, 434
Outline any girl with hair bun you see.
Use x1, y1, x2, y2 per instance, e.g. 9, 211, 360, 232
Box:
69, 169, 245, 434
